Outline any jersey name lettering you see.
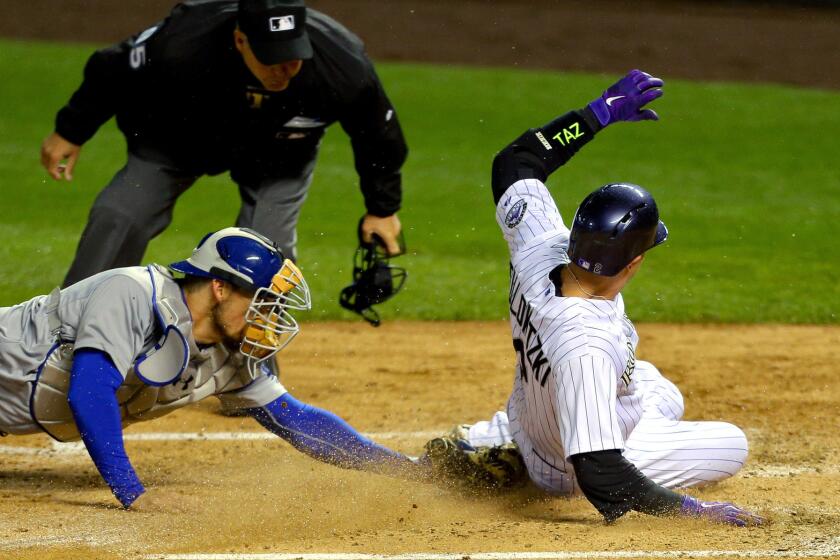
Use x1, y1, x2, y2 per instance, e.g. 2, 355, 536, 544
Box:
509, 267, 552, 386
621, 340, 635, 387
552, 122, 584, 147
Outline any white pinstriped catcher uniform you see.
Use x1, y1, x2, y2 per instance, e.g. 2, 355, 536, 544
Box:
466, 178, 748, 494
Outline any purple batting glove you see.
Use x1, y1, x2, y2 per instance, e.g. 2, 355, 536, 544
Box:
588, 69, 664, 127
680, 495, 764, 527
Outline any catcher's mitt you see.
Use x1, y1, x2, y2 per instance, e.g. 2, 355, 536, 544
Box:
422, 425, 528, 490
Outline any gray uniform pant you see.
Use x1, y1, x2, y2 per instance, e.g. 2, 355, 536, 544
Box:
63, 153, 315, 287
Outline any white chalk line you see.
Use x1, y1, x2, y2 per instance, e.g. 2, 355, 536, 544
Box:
142, 549, 840, 560
0, 430, 441, 458
741, 464, 840, 478
117, 430, 442, 441
0, 532, 120, 550
0, 444, 65, 456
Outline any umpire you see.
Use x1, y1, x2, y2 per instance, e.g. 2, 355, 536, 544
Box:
41, 0, 408, 287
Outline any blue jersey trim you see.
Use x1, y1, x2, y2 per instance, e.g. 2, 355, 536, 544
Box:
27, 342, 63, 442
133, 325, 189, 387
132, 266, 189, 387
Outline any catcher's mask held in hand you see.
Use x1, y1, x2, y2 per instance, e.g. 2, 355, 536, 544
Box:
240, 259, 311, 376
339, 221, 407, 327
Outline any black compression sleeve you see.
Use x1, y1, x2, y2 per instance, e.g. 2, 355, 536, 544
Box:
490, 107, 602, 203
571, 450, 683, 523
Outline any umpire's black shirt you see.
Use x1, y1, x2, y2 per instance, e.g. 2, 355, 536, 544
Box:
54, 0, 407, 216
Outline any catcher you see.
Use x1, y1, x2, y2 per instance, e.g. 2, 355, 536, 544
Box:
422, 70, 762, 527
0, 227, 418, 509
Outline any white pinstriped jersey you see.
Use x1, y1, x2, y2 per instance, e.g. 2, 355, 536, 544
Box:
496, 178, 646, 491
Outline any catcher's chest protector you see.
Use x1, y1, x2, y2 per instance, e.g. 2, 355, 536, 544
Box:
29, 266, 249, 442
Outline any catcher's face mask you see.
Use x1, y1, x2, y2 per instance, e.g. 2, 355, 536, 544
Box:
339, 232, 407, 327
240, 259, 311, 377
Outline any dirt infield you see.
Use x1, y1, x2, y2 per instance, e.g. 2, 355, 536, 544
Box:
1, 0, 839, 89
2, 2, 839, 558
1, 322, 838, 559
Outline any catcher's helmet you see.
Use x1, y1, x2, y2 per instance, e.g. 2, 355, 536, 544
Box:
170, 227, 283, 292
170, 227, 311, 376
568, 183, 668, 276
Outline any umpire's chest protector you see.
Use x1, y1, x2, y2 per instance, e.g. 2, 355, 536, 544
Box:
30, 266, 248, 442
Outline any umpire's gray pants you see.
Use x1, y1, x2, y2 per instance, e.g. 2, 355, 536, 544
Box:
62, 153, 314, 287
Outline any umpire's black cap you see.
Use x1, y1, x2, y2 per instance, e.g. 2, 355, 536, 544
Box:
239, 0, 313, 64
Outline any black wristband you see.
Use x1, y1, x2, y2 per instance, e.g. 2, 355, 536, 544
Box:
579, 105, 604, 133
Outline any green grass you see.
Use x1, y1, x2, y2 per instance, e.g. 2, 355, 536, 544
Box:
1, 39, 838, 322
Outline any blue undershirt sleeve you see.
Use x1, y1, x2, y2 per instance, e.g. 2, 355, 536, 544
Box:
68, 348, 145, 508
248, 393, 415, 475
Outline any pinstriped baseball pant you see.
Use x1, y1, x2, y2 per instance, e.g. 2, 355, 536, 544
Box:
465, 361, 749, 495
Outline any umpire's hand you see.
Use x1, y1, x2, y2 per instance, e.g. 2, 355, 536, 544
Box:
41, 131, 81, 181
361, 213, 404, 256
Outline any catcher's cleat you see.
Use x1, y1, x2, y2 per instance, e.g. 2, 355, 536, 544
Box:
423, 427, 528, 490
